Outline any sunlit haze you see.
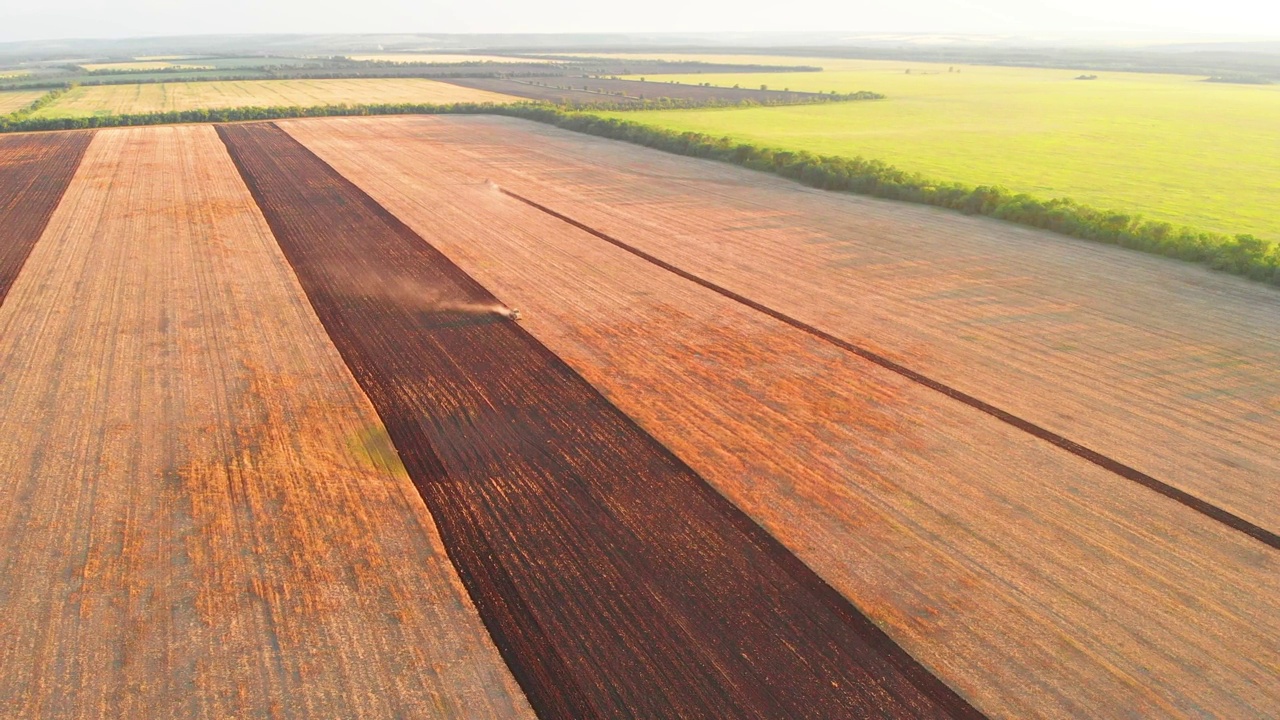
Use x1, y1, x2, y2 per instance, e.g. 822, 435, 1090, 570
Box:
3, 0, 1278, 43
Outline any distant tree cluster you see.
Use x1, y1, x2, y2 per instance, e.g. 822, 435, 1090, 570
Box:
1205, 74, 1274, 85
3, 85, 72, 119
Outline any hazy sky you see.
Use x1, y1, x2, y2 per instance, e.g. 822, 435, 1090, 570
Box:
2, 0, 1277, 43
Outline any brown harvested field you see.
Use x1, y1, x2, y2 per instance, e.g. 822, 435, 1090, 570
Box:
0, 132, 92, 300
288, 115, 1280, 535
219, 121, 981, 720
441, 76, 831, 104
0, 125, 532, 718
282, 115, 1280, 718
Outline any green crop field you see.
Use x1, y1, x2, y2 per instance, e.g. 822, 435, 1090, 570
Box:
599, 56, 1280, 241
31, 79, 520, 119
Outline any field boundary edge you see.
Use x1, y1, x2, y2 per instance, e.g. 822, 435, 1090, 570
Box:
0, 131, 95, 305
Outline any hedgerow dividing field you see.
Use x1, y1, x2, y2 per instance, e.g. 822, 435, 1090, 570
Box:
596, 56, 1280, 241
0, 90, 46, 115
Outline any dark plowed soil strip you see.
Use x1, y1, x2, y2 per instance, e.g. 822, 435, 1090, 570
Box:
499, 187, 1280, 552
0, 132, 94, 302
218, 122, 984, 720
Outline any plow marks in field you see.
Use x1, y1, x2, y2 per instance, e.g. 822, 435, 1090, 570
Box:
341, 116, 1280, 536
218, 121, 981, 719
0, 126, 531, 718
282, 115, 1280, 719
5, 117, 1279, 718
0, 132, 91, 301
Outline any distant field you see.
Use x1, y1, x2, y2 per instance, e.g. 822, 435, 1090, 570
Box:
77, 57, 321, 72
201, 56, 329, 68
33, 79, 519, 118
347, 53, 553, 64
0, 90, 44, 115
593, 55, 1280, 240
79, 61, 213, 71
76, 70, 272, 84
442, 76, 830, 105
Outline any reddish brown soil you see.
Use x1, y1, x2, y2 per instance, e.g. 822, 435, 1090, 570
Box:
218, 121, 983, 719
281, 115, 1280, 719
0, 132, 92, 300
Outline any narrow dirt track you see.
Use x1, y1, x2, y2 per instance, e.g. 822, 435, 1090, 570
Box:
0, 126, 533, 719
500, 186, 1279, 549
219, 122, 984, 720
322, 116, 1280, 536
281, 115, 1280, 719
0, 132, 92, 301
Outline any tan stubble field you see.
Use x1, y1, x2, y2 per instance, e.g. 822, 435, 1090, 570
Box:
0, 125, 532, 718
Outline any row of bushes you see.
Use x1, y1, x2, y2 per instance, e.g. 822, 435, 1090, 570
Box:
522, 111, 1280, 286
0, 100, 1273, 286
5, 86, 72, 119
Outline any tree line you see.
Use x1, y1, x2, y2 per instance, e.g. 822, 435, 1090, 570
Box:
0, 100, 1273, 287
532, 112, 1279, 285
1205, 75, 1274, 85
4, 86, 72, 119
